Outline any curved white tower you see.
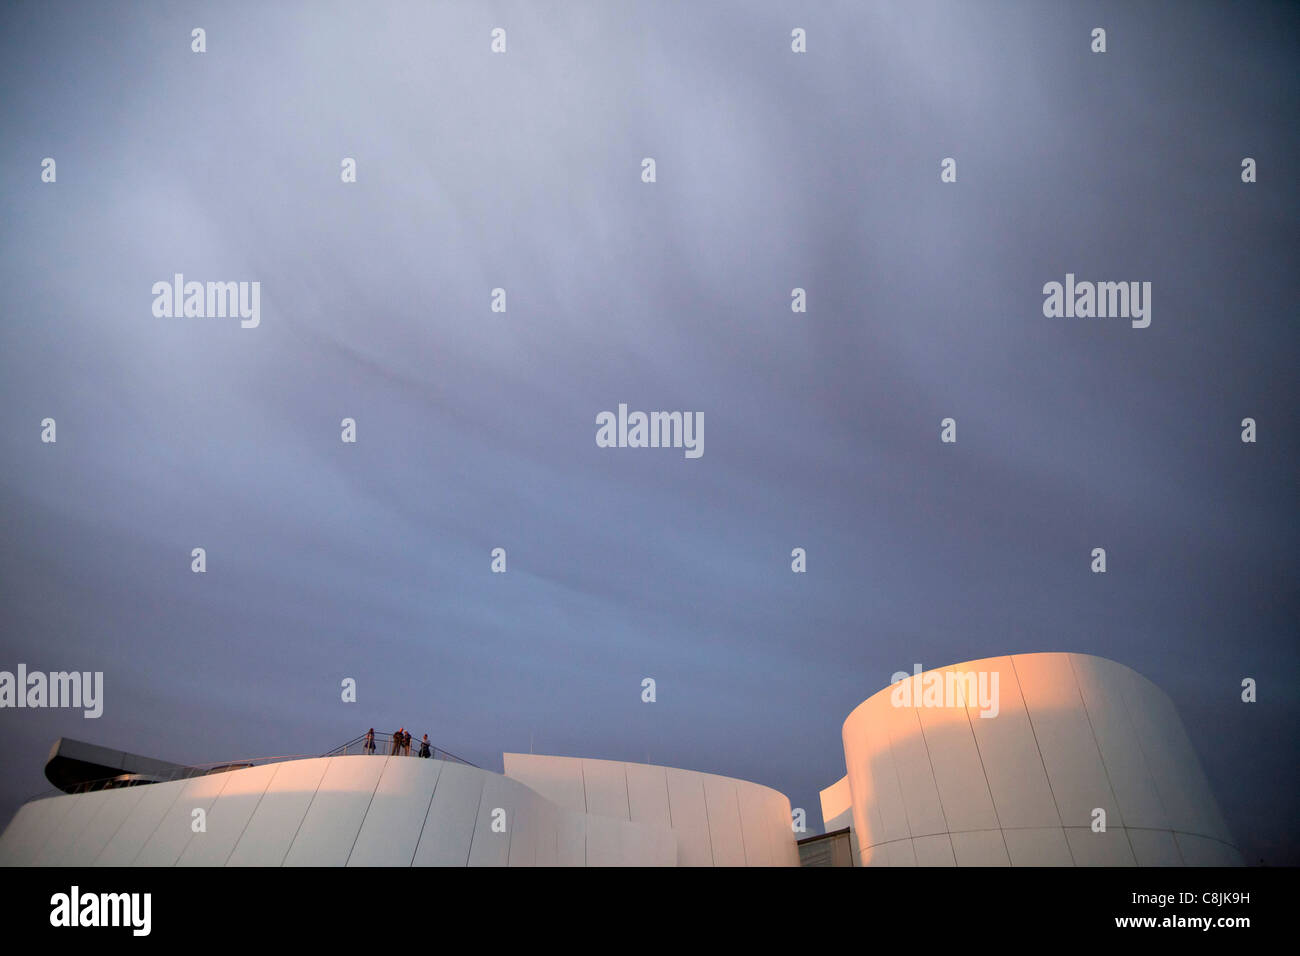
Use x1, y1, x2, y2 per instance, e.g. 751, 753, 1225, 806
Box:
829, 653, 1241, 866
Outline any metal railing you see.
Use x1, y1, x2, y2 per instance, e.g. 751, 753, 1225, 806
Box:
324, 732, 477, 767
34, 733, 477, 798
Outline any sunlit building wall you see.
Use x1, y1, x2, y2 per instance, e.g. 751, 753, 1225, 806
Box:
0, 651, 1244, 867
832, 652, 1243, 866
817, 774, 861, 861
0, 753, 796, 867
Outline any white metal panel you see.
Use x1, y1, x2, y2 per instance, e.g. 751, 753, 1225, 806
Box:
1070, 654, 1169, 830
639, 820, 677, 866
582, 811, 624, 867
1133, 677, 1233, 844
412, 761, 483, 866
884, 701, 946, 838
843, 692, 896, 848
767, 788, 801, 866
613, 817, 650, 866
884, 838, 916, 866
466, 772, 517, 867
65, 785, 150, 865
914, 686, 1000, 832
862, 696, 913, 844
0, 799, 54, 865
35, 792, 99, 865
0, 801, 41, 864
613, 817, 674, 866
6, 794, 82, 865
949, 828, 1010, 866
581, 758, 630, 820
1065, 826, 1137, 865
736, 782, 773, 866
965, 657, 1061, 829
859, 842, 885, 866
135, 771, 233, 866
1128, 828, 1183, 866
38, 794, 86, 861
284, 756, 386, 867
347, 757, 440, 866
664, 767, 713, 866
1117, 666, 1208, 839
555, 809, 586, 867
1175, 833, 1243, 866
532, 799, 561, 866
501, 753, 586, 814
1002, 826, 1073, 866
507, 785, 539, 867
912, 833, 956, 866
96, 777, 187, 866
177, 762, 278, 866
226, 757, 328, 866
702, 774, 746, 866
624, 762, 671, 829
843, 728, 888, 850
1014, 653, 1123, 829
819, 775, 852, 832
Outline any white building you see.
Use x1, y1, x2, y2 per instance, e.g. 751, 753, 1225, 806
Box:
821, 652, 1243, 865
0, 749, 798, 867
0, 652, 1242, 866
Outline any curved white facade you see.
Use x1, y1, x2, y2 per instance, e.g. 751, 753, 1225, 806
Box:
0, 753, 796, 867
503, 753, 799, 866
0, 651, 1244, 867
817, 774, 861, 861
832, 653, 1242, 866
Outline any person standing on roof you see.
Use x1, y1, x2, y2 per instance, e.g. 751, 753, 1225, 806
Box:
418, 734, 431, 758
365, 728, 376, 755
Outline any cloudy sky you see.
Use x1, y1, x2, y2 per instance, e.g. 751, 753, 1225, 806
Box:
1, 0, 1296, 864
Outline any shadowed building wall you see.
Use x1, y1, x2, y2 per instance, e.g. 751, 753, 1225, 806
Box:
503, 753, 800, 866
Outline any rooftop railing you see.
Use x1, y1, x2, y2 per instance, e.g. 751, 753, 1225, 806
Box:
324, 732, 477, 767
34, 732, 477, 798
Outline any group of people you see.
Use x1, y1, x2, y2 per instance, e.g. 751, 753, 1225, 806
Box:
363, 727, 431, 758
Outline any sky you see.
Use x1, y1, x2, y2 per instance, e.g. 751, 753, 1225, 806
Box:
0, 0, 1296, 865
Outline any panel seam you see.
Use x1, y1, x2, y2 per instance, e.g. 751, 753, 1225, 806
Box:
1010, 655, 1076, 865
